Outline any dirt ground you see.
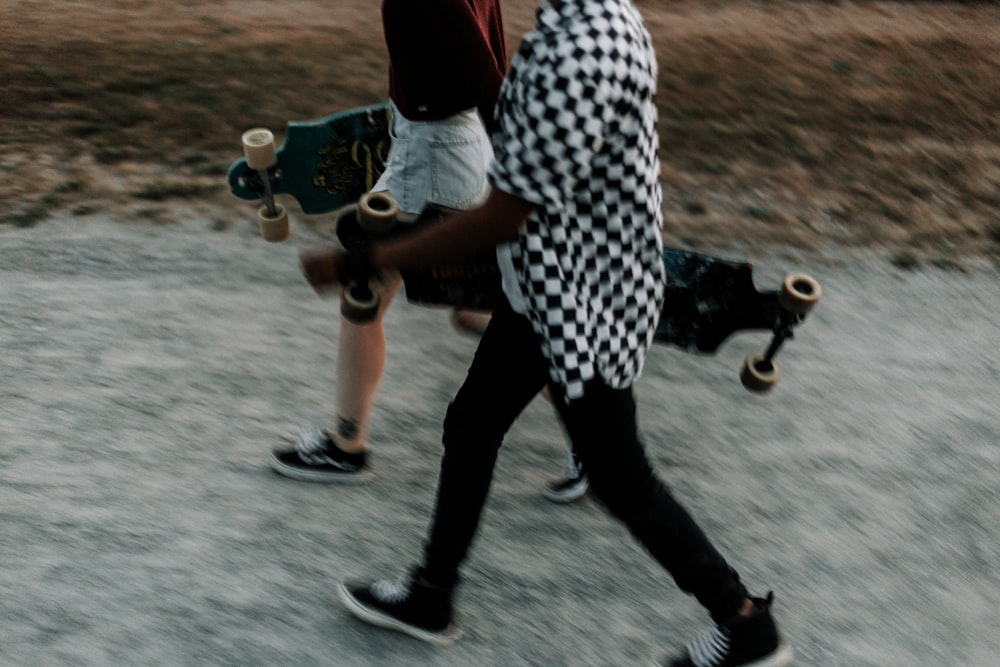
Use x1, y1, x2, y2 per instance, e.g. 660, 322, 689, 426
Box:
2, 1, 1000, 666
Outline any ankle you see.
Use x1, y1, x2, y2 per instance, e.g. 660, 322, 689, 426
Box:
334, 438, 366, 455
327, 430, 366, 455
721, 592, 774, 627
332, 417, 367, 454
734, 597, 757, 619
414, 567, 458, 592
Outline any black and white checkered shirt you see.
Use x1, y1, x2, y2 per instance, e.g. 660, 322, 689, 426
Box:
491, 0, 665, 400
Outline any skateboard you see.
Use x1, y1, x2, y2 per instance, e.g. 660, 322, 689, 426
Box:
230, 106, 821, 392
227, 103, 391, 241
336, 193, 821, 394
654, 249, 820, 392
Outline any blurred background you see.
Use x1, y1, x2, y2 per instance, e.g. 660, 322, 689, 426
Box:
2, 0, 998, 267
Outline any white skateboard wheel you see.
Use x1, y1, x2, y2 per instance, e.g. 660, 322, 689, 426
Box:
357, 192, 399, 236
740, 353, 780, 393
257, 203, 290, 243
779, 273, 821, 315
242, 128, 277, 170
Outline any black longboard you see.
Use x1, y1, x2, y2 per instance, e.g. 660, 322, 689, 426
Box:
341, 202, 822, 393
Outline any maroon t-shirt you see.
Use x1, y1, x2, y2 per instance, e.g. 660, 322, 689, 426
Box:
381, 0, 507, 131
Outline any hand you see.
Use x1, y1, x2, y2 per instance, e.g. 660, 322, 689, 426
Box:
300, 245, 376, 294
299, 247, 344, 293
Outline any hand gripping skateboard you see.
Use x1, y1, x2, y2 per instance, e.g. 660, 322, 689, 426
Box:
228, 104, 391, 241
336, 193, 821, 394
334, 195, 502, 323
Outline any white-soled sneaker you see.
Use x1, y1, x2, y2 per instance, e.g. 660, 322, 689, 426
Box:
269, 426, 373, 483
662, 593, 793, 667
543, 449, 589, 503
338, 572, 461, 646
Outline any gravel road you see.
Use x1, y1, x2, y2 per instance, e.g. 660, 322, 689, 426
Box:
2, 214, 998, 665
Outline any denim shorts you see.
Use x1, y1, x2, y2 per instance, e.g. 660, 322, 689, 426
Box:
372, 102, 493, 215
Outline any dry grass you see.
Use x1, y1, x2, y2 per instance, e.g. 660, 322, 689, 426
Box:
2, 0, 999, 266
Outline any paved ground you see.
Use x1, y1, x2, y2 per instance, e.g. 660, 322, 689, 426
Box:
2, 214, 998, 665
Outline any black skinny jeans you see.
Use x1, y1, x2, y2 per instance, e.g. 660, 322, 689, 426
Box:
420, 299, 748, 619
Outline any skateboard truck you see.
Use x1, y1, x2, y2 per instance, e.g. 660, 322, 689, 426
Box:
337, 192, 400, 323
739, 273, 821, 393
230, 104, 392, 242
241, 128, 290, 242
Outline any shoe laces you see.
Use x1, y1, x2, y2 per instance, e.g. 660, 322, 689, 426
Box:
685, 620, 731, 667
370, 578, 412, 604
564, 449, 583, 479
295, 425, 331, 459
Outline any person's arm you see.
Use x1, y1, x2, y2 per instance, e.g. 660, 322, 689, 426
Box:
300, 189, 533, 293
373, 188, 530, 272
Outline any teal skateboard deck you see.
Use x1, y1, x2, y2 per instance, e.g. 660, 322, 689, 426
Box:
228, 103, 391, 215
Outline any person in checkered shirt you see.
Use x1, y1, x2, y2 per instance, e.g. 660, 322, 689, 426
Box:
303, 1, 792, 664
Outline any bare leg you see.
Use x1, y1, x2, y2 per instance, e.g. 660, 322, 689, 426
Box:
333, 272, 402, 453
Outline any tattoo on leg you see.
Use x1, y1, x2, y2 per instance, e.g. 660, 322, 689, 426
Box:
337, 416, 359, 441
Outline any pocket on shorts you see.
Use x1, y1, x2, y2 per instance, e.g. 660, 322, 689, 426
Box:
429, 129, 491, 210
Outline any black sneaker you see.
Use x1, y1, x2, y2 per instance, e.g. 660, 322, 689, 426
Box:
269, 426, 373, 483
338, 573, 461, 646
542, 450, 589, 503
663, 593, 793, 666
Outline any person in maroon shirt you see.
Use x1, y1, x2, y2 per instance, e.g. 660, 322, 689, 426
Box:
382, 0, 506, 132
270, 1, 522, 484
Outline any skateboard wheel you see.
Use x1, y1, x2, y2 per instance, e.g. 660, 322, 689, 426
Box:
257, 203, 290, 243
242, 128, 277, 170
357, 192, 399, 236
341, 282, 380, 323
740, 353, 780, 393
779, 273, 821, 315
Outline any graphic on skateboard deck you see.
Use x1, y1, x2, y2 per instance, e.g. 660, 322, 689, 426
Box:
227, 103, 391, 241
231, 106, 821, 392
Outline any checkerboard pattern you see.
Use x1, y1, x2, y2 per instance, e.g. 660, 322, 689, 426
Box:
491, 0, 665, 399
